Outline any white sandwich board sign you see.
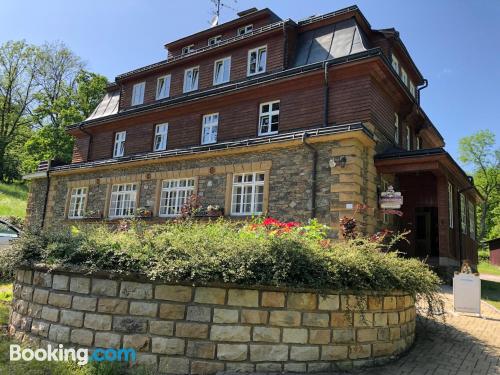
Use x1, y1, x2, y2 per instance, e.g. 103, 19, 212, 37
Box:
453, 273, 481, 315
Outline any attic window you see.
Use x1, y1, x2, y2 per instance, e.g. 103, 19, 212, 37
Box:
237, 24, 253, 36
208, 35, 222, 46
391, 54, 399, 73
409, 81, 416, 98
181, 44, 195, 55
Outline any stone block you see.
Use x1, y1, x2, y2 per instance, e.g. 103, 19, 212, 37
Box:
283, 328, 308, 343
217, 344, 248, 361
113, 316, 147, 333
41, 306, 59, 322
374, 312, 388, 327
186, 341, 215, 359
31, 320, 50, 337
321, 345, 348, 360
98, 298, 128, 314
52, 275, 69, 290
397, 296, 405, 309
341, 295, 367, 311
227, 289, 258, 307
186, 305, 211, 322
378, 327, 390, 341
84, 313, 112, 330
159, 303, 185, 320
70, 277, 91, 294
48, 324, 70, 343
252, 326, 280, 342
388, 312, 399, 325
60, 310, 84, 327
194, 287, 226, 305
48, 292, 72, 308
250, 344, 288, 361
309, 329, 330, 344
332, 328, 355, 343
23, 270, 32, 284
303, 312, 329, 327
372, 342, 395, 357
33, 271, 52, 287
353, 312, 373, 327
21, 286, 33, 301
123, 334, 150, 352
191, 361, 224, 375
331, 312, 353, 327
383, 296, 397, 310
210, 325, 250, 342
349, 344, 371, 359
72, 296, 97, 311
120, 281, 153, 299
130, 301, 157, 317
70, 329, 93, 346
213, 308, 238, 323
308, 362, 331, 372
241, 309, 268, 324
91, 279, 118, 297
155, 285, 192, 302
135, 353, 158, 369
287, 292, 317, 310
368, 296, 383, 310
318, 294, 340, 310
357, 328, 377, 342
290, 346, 319, 361
404, 295, 413, 308
269, 311, 301, 327
94, 332, 121, 348
284, 363, 307, 372
256, 362, 282, 372
226, 363, 255, 372
152, 337, 185, 354
150, 320, 174, 336
176, 322, 209, 339
159, 356, 189, 374
33, 289, 49, 304
390, 327, 401, 340
261, 291, 285, 307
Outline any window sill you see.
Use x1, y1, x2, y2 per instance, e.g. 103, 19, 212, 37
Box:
258, 131, 278, 137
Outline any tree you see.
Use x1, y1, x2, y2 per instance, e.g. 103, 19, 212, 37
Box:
459, 130, 500, 241
0, 41, 38, 181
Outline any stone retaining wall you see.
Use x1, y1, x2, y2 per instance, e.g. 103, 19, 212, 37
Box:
9, 268, 416, 373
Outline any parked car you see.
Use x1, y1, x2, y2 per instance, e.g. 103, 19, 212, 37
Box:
0, 219, 21, 250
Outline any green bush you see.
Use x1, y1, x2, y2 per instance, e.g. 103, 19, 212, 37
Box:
3, 219, 442, 314
478, 250, 490, 262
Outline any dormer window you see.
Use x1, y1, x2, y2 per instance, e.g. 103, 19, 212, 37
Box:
391, 54, 399, 73
183, 66, 199, 93
181, 44, 195, 55
401, 68, 408, 86
156, 75, 171, 100
237, 24, 253, 36
247, 46, 267, 76
131, 82, 145, 106
208, 35, 222, 46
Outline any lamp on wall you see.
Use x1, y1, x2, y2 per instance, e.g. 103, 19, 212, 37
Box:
329, 156, 347, 169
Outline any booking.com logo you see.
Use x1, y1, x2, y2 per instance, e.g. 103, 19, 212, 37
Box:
10, 344, 136, 366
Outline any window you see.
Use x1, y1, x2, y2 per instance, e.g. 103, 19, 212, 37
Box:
394, 113, 399, 143
113, 131, 126, 157
109, 183, 137, 218
181, 44, 194, 55
247, 46, 267, 76
68, 187, 87, 219
409, 81, 416, 97
154, 123, 168, 151
416, 136, 422, 150
159, 178, 195, 217
460, 194, 467, 234
406, 126, 411, 150
401, 68, 408, 86
468, 202, 475, 239
237, 24, 253, 36
231, 172, 265, 216
183, 66, 199, 93
156, 75, 171, 100
208, 35, 222, 46
448, 182, 454, 228
258, 101, 279, 136
213, 57, 231, 85
201, 113, 218, 145
131, 82, 145, 106
391, 54, 399, 73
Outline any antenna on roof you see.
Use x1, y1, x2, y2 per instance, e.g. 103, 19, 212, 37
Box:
209, 0, 237, 26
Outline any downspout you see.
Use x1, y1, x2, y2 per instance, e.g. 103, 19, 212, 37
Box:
78, 124, 93, 162
457, 181, 475, 266
40, 168, 50, 229
417, 79, 428, 105
302, 132, 318, 219
323, 61, 332, 127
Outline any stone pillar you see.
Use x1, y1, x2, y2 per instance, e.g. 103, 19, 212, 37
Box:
24, 176, 49, 230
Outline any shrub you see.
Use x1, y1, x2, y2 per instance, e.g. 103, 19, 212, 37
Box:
478, 250, 490, 262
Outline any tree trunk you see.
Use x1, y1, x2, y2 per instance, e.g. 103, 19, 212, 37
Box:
479, 201, 488, 242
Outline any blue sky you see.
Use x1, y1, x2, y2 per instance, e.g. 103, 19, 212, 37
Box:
1, 0, 499, 165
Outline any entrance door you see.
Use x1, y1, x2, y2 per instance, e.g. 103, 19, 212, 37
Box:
415, 207, 439, 259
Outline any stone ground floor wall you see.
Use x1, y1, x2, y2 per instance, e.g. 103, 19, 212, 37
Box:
10, 268, 416, 374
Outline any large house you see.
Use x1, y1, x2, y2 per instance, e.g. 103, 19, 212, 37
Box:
24, 6, 481, 270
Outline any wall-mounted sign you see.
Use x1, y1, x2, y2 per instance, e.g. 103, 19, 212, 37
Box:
379, 185, 403, 209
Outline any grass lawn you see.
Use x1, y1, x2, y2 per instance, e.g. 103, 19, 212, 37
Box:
0, 283, 12, 325
481, 280, 500, 310
478, 261, 500, 276
0, 182, 28, 218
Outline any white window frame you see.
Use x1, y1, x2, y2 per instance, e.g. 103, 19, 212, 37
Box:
113, 131, 126, 157
156, 75, 171, 100
208, 35, 222, 46
181, 44, 195, 55
237, 24, 253, 36
416, 136, 422, 150
460, 194, 467, 234
247, 45, 267, 76
409, 81, 416, 97
213, 57, 231, 85
258, 100, 280, 136
394, 113, 399, 143
153, 123, 168, 151
448, 182, 454, 229
201, 113, 219, 145
391, 54, 399, 73
183, 66, 199, 93
131, 82, 145, 106
231, 172, 265, 216
158, 178, 196, 217
401, 68, 408, 86
109, 183, 137, 219
68, 187, 87, 219
468, 201, 475, 239
406, 125, 411, 150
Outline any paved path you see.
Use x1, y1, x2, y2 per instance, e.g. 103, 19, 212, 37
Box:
480, 274, 500, 283
351, 286, 500, 375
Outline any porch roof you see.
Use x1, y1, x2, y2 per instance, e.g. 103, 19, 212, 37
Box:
374, 148, 483, 203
